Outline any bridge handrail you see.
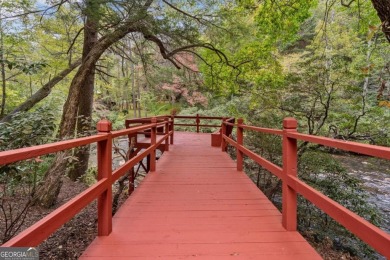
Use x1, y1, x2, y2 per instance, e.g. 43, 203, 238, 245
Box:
222, 117, 390, 257
0, 117, 173, 247
173, 114, 224, 133
2, 115, 389, 256
125, 115, 226, 133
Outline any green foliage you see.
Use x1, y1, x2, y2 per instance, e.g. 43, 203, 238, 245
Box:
139, 92, 169, 116
193, 100, 383, 257
0, 106, 57, 242
101, 111, 126, 131
178, 97, 250, 132
0, 58, 47, 75
253, 0, 317, 45
81, 167, 98, 186
0, 106, 57, 194
200, 39, 284, 96
0, 1, 82, 116
280, 6, 390, 140
298, 151, 380, 257
0, 107, 56, 151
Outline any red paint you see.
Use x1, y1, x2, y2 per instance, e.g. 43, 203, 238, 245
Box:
170, 115, 174, 144
221, 117, 227, 151
1, 115, 389, 258
196, 113, 200, 133
288, 175, 390, 257
241, 124, 283, 136
2, 179, 108, 246
97, 119, 112, 132
224, 135, 283, 178
221, 116, 390, 257
97, 120, 113, 236
237, 118, 244, 171
0, 117, 171, 247
81, 132, 321, 259
164, 118, 169, 151
282, 118, 298, 231
0, 135, 106, 165
150, 117, 157, 172
288, 131, 390, 160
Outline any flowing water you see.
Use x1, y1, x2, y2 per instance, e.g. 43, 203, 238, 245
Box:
335, 154, 390, 233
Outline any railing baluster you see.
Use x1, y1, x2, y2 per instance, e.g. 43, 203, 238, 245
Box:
221, 117, 227, 152
97, 119, 113, 236
150, 117, 157, 172
282, 117, 298, 231
164, 118, 169, 152
170, 115, 174, 144
196, 113, 200, 133
237, 118, 244, 171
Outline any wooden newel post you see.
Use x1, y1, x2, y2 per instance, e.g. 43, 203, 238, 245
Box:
282, 117, 298, 231
164, 118, 169, 152
196, 113, 200, 133
97, 119, 113, 236
221, 117, 227, 152
237, 118, 244, 171
170, 115, 174, 144
150, 117, 157, 172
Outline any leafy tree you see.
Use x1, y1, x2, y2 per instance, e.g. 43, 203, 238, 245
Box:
0, 1, 83, 121
31, 0, 239, 207
200, 4, 285, 103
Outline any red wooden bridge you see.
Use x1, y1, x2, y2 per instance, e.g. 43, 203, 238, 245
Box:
1, 115, 389, 259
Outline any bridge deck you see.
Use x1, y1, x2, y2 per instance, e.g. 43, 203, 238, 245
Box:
81, 132, 321, 259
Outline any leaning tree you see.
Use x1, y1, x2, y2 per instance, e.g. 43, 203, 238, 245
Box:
34, 0, 235, 207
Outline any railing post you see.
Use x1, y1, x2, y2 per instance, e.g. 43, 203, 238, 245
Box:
164, 117, 169, 152
237, 118, 244, 171
282, 117, 298, 231
221, 117, 227, 152
196, 113, 200, 133
150, 117, 157, 172
170, 115, 174, 144
97, 119, 112, 236
128, 136, 135, 195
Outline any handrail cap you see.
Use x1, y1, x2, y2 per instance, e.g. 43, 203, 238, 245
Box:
283, 117, 297, 129
97, 119, 112, 132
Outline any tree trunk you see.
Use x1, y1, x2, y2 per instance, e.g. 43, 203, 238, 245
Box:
137, 69, 141, 117
58, 20, 143, 139
68, 7, 98, 181
0, 21, 6, 118
370, 0, 390, 43
32, 153, 66, 207
0, 59, 81, 123
129, 41, 137, 118
34, 11, 146, 208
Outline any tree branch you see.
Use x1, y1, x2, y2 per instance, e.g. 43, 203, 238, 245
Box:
67, 27, 84, 55
1, 0, 68, 20
0, 59, 81, 123
142, 34, 181, 69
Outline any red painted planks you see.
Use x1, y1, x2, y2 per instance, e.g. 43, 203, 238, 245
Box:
81, 242, 320, 258
81, 132, 321, 259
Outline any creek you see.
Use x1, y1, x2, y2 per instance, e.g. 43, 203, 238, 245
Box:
335, 154, 390, 233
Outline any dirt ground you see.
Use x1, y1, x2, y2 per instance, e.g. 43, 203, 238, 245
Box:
0, 176, 128, 259
38, 177, 100, 259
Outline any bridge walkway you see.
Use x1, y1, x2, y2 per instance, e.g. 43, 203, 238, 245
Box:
81, 132, 321, 259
